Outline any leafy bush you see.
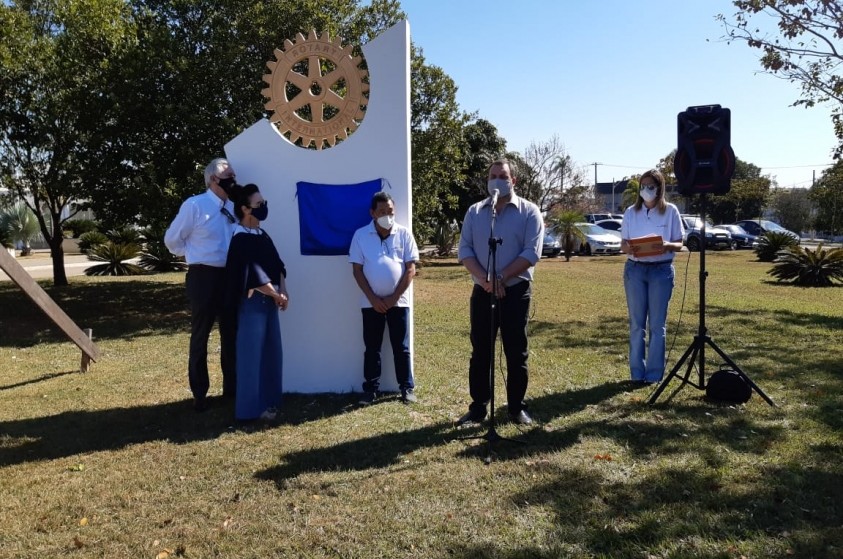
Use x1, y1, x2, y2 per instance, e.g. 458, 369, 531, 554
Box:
63, 219, 100, 238
78, 231, 109, 254
768, 243, 843, 287
84, 241, 145, 276
754, 231, 799, 262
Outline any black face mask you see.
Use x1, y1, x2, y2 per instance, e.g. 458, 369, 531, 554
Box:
251, 202, 269, 222
218, 176, 236, 194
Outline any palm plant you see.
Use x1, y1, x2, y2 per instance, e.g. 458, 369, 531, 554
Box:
137, 226, 186, 272
84, 241, 145, 276
0, 221, 13, 250
768, 243, 843, 287
106, 226, 142, 246
548, 209, 586, 262
0, 202, 42, 255
755, 231, 799, 262
78, 231, 109, 254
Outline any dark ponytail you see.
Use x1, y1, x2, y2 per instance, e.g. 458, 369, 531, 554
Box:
231, 183, 260, 219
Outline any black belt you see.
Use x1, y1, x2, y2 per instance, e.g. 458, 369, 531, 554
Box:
628, 259, 672, 266
188, 264, 224, 270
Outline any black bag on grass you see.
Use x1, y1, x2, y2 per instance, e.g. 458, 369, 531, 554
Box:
706, 367, 752, 404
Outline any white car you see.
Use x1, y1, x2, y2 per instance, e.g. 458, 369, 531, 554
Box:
574, 223, 622, 255
594, 218, 623, 238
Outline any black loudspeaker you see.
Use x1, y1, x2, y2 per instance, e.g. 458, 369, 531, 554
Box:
674, 105, 735, 195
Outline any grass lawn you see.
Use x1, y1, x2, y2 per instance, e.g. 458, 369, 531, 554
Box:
0, 250, 841, 558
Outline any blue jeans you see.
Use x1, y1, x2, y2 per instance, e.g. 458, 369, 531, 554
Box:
361, 306, 414, 392
235, 294, 283, 420
623, 260, 675, 382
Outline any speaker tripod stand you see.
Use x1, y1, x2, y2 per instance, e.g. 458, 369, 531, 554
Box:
648, 194, 774, 406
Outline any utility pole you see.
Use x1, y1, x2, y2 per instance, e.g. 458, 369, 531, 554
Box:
592, 162, 602, 209
611, 177, 616, 214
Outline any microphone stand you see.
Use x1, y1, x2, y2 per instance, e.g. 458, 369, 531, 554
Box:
459, 193, 523, 464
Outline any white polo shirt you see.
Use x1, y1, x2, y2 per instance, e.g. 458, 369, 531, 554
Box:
621, 202, 684, 262
349, 221, 419, 308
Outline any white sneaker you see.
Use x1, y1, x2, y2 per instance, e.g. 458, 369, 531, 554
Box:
260, 408, 278, 421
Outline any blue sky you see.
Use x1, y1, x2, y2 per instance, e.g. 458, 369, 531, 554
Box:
397, 0, 837, 188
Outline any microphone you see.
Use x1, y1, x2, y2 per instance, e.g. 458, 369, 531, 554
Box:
490, 188, 499, 208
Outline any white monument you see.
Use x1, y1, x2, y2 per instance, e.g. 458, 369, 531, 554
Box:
224, 21, 412, 393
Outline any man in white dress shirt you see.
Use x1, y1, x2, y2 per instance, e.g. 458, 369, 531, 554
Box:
165, 158, 237, 411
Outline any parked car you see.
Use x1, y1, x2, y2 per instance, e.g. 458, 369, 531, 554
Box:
542, 230, 561, 257
681, 215, 733, 251
574, 223, 622, 255
584, 213, 614, 224
733, 219, 800, 244
594, 218, 622, 238
720, 224, 758, 249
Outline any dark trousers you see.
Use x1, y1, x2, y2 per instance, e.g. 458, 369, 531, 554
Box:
361, 306, 414, 393
468, 281, 531, 413
186, 265, 237, 399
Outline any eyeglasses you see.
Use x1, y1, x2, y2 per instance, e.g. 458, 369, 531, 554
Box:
220, 206, 236, 223
249, 201, 267, 209
640, 185, 658, 191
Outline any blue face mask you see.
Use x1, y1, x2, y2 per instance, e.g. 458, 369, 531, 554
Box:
250, 202, 269, 222
487, 177, 512, 197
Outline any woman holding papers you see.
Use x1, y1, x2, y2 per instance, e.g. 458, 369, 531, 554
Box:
620, 169, 685, 385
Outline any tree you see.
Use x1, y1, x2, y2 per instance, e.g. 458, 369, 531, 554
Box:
810, 160, 843, 236
0, 0, 136, 285
520, 135, 586, 213
547, 209, 585, 262
621, 177, 641, 209
656, 149, 678, 187
695, 158, 772, 223
410, 45, 471, 244
719, 1, 843, 157
769, 187, 812, 233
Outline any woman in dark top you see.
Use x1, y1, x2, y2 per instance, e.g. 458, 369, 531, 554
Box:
225, 183, 288, 421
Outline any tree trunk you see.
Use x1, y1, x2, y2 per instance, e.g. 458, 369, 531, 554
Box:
49, 235, 68, 286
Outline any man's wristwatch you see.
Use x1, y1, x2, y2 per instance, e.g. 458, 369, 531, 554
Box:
496, 273, 504, 283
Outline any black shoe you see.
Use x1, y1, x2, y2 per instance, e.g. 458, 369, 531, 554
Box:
400, 388, 417, 404
456, 408, 486, 426
509, 409, 533, 425
194, 396, 208, 413
359, 391, 377, 405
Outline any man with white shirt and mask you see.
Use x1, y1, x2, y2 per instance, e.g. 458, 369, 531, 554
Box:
165, 158, 238, 412
456, 158, 544, 426
349, 191, 420, 405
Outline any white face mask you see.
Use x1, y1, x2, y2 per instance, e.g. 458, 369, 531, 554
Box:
640, 187, 657, 203
487, 177, 512, 197
376, 215, 395, 229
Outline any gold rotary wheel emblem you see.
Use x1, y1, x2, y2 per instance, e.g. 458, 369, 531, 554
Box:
263, 30, 368, 150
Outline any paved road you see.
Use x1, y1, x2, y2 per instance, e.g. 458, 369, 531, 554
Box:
0, 251, 97, 282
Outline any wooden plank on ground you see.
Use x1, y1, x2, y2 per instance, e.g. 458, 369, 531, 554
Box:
0, 248, 100, 363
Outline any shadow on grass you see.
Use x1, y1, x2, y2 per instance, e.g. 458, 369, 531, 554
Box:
440, 460, 843, 558
0, 277, 189, 347
255, 420, 457, 485
0, 370, 76, 391
0, 393, 364, 467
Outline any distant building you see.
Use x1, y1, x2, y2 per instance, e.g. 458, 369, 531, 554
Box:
594, 180, 688, 213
